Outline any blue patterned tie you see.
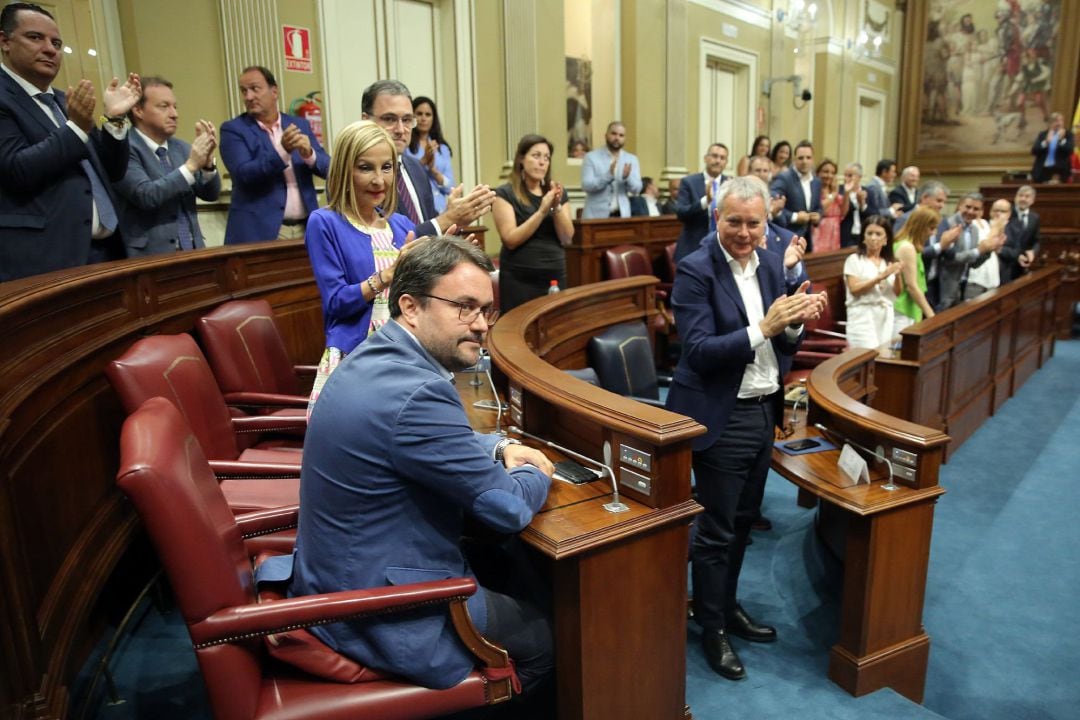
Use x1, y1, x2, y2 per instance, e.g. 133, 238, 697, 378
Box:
155, 147, 195, 250
36, 93, 118, 234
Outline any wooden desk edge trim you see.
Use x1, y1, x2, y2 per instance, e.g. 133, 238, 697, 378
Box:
770, 458, 946, 516
490, 277, 707, 445
523, 498, 702, 560
810, 350, 951, 450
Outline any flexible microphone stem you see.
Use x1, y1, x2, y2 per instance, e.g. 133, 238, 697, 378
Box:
507, 426, 629, 513
813, 422, 897, 491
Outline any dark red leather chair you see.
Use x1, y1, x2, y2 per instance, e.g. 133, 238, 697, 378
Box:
196, 300, 314, 412
106, 334, 303, 512
798, 301, 847, 354
116, 397, 518, 720
603, 243, 673, 334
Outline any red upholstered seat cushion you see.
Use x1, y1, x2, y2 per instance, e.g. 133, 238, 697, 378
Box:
257, 581, 389, 684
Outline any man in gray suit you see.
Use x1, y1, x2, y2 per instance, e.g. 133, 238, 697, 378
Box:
113, 76, 220, 256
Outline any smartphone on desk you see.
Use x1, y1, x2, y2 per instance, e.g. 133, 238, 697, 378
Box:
553, 459, 598, 484
783, 438, 821, 452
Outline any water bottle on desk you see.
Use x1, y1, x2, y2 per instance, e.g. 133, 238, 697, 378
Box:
547, 280, 561, 294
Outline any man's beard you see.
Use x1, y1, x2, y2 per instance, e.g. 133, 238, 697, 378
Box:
427, 331, 485, 372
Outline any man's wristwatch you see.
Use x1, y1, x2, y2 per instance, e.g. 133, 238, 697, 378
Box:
494, 437, 522, 464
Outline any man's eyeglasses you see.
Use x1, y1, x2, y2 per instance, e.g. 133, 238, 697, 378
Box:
375, 113, 418, 129
417, 294, 498, 324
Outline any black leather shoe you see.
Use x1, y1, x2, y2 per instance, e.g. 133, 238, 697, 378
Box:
726, 604, 777, 643
702, 628, 745, 680
751, 516, 772, 531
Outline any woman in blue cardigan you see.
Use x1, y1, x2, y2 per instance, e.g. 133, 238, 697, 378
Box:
305, 120, 416, 412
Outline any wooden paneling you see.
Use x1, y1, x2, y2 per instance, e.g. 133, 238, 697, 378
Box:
565, 217, 683, 288
0, 242, 323, 719
872, 265, 1062, 458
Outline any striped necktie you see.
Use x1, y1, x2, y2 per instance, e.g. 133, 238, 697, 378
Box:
395, 166, 420, 224
155, 147, 195, 250
37, 92, 118, 234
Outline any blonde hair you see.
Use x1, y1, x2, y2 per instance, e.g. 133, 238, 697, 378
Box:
896, 206, 940, 252
325, 120, 398, 222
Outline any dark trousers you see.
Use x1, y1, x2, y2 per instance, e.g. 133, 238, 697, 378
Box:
454, 537, 554, 718
691, 399, 776, 630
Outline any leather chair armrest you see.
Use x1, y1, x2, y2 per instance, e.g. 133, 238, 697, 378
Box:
235, 505, 299, 537
208, 459, 302, 478
188, 577, 478, 647
231, 414, 308, 434
224, 391, 309, 409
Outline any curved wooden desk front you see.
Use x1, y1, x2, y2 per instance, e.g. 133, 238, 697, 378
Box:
0, 243, 324, 718
488, 276, 704, 720
772, 349, 949, 703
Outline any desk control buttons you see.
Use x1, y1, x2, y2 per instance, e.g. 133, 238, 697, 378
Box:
619, 466, 652, 494
891, 448, 918, 467
619, 443, 652, 472
893, 464, 917, 483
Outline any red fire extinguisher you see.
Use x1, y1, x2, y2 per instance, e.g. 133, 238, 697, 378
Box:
290, 91, 323, 146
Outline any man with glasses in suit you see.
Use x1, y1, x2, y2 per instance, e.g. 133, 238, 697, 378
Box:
361, 80, 494, 238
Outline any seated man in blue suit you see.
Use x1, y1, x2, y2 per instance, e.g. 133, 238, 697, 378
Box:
674, 143, 730, 262
581, 121, 642, 218
289, 237, 555, 707
220, 65, 329, 244
0, 2, 140, 281
666, 177, 825, 682
113, 76, 220, 256
769, 139, 821, 251
361, 80, 495, 238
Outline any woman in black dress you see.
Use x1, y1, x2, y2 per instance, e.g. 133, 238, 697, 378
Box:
492, 134, 574, 313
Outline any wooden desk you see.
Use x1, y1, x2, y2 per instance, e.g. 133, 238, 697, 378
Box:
773, 349, 949, 703
566, 216, 682, 287
488, 276, 704, 720
873, 264, 1063, 458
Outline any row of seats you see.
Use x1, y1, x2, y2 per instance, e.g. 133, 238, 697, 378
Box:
109, 300, 521, 719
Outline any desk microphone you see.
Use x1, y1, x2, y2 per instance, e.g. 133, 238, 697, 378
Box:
507, 426, 629, 513
813, 422, 898, 491
471, 349, 507, 435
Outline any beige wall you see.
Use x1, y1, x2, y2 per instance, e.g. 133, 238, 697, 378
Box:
106, 0, 1025, 246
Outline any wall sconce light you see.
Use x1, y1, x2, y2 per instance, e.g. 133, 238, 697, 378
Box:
776, 0, 818, 32
848, 31, 884, 59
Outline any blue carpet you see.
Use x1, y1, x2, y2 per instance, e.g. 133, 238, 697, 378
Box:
78, 342, 1080, 719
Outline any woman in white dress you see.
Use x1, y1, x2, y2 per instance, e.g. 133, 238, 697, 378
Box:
843, 215, 902, 349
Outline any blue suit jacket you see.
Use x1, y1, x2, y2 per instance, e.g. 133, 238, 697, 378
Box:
0, 73, 129, 281
865, 176, 892, 217
400, 153, 440, 237
219, 112, 329, 244
674, 173, 730, 262
113, 135, 221, 256
665, 241, 801, 451
770, 167, 822, 251
290, 320, 550, 689
765, 221, 809, 294
580, 148, 641, 218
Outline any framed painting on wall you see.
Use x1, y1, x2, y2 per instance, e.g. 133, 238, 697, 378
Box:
566, 56, 593, 160
897, 0, 1079, 175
